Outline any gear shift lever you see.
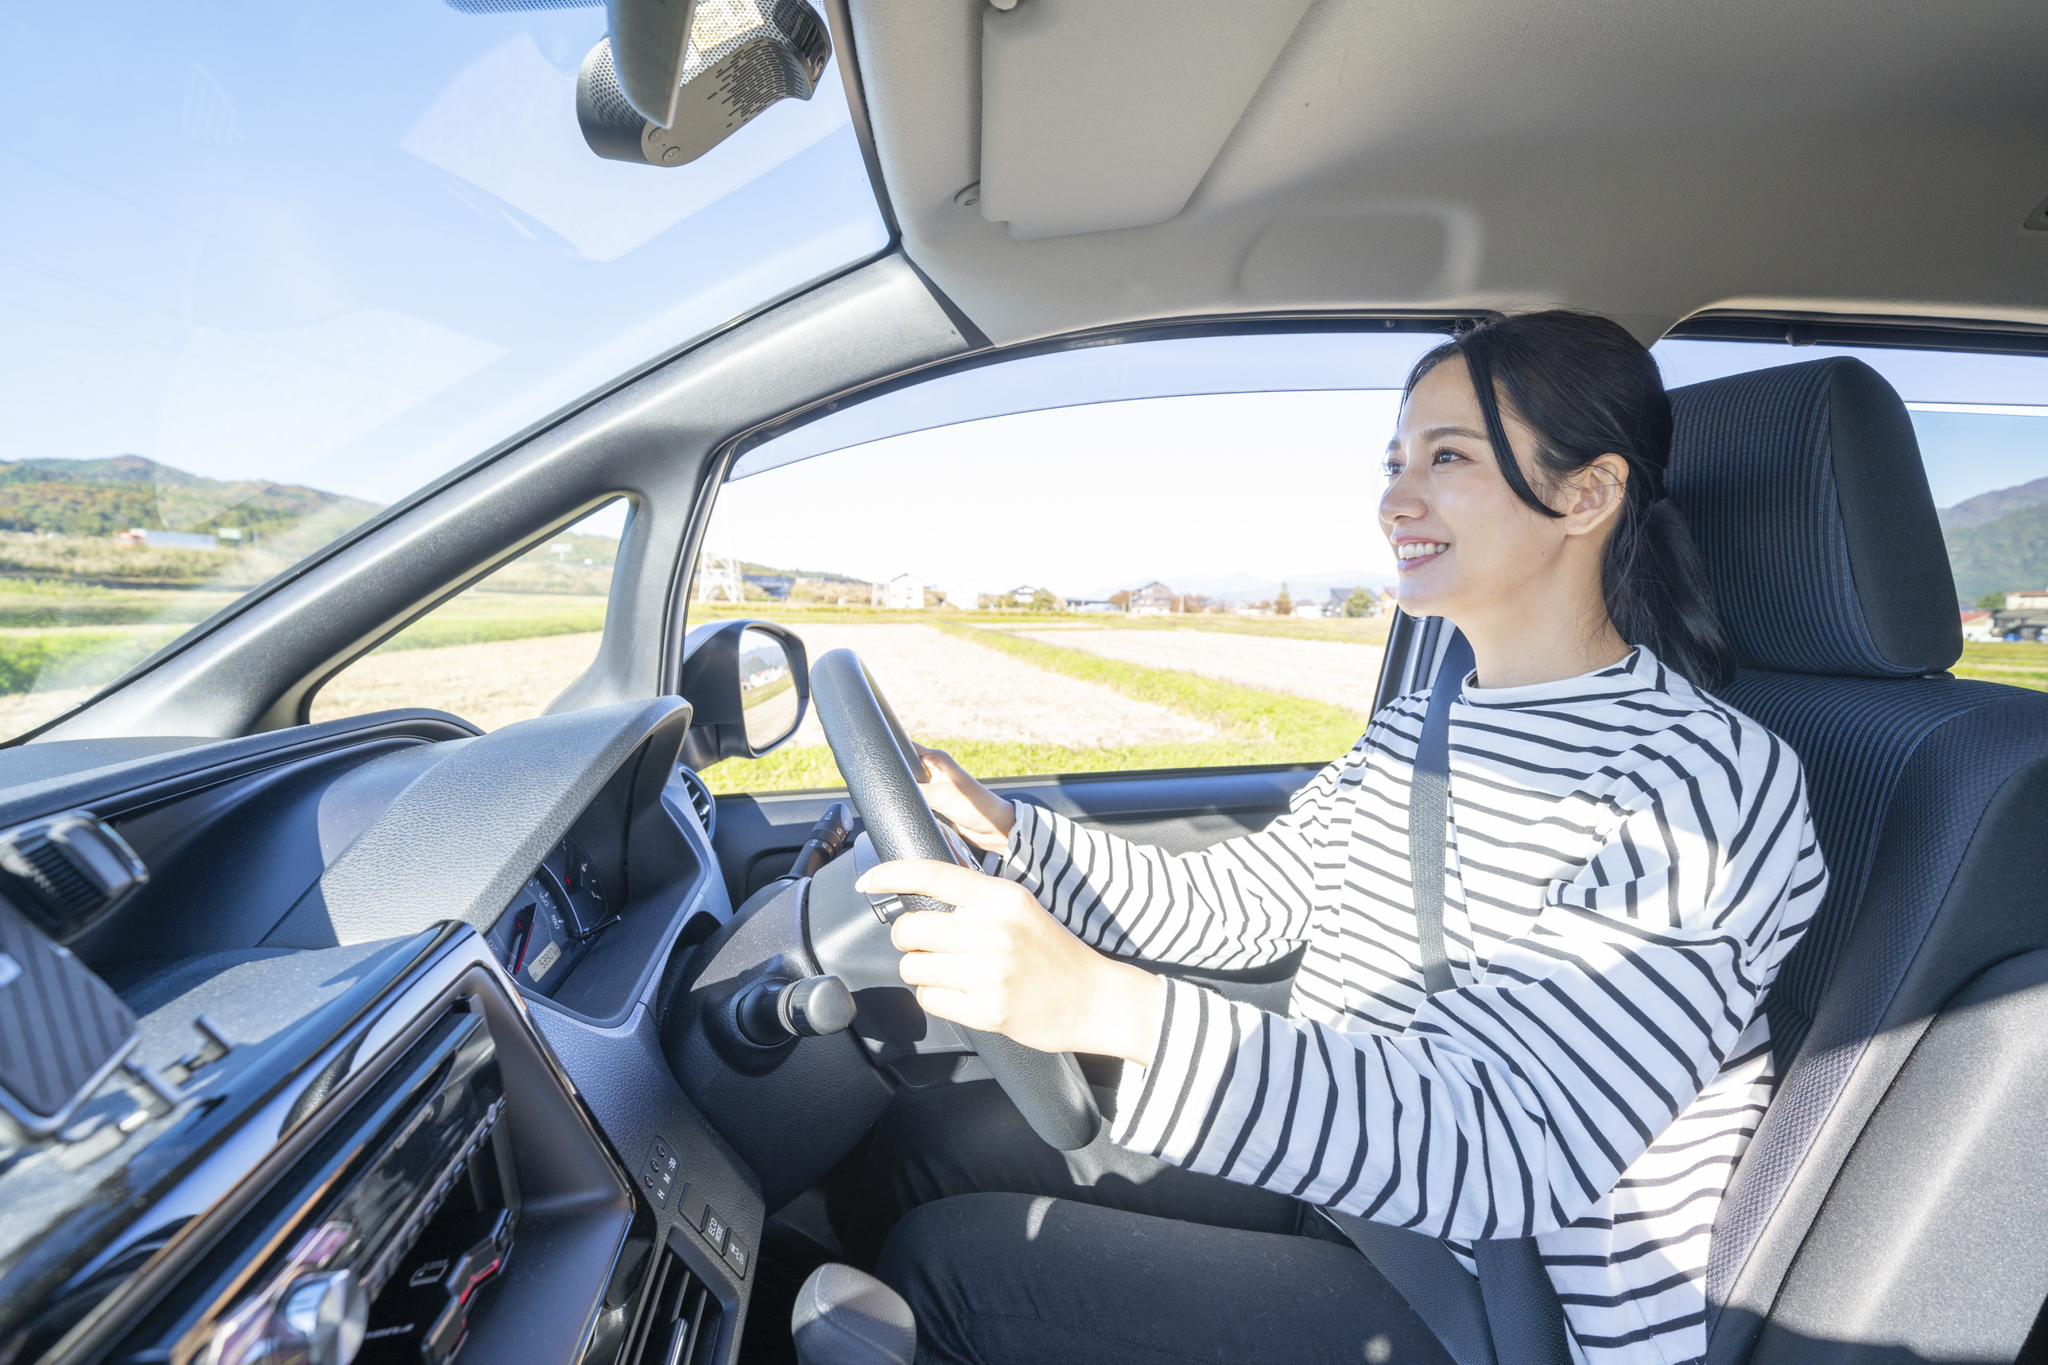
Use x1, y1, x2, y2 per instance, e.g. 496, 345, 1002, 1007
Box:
791, 1264, 915, 1365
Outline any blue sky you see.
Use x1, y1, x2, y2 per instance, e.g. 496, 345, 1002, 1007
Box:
0, 0, 886, 510
1, 2, 2040, 592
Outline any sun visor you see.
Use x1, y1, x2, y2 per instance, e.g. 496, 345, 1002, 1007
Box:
977, 0, 1312, 240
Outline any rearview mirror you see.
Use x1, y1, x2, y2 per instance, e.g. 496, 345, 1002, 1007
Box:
676, 619, 810, 768
580, 0, 831, 168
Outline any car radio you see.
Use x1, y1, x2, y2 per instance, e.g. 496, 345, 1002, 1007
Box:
145, 1005, 518, 1365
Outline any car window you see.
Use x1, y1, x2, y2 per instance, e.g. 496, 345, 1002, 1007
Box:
693, 331, 1448, 794
696, 331, 2048, 795
1651, 339, 2048, 692
309, 502, 623, 732
0, 2, 887, 744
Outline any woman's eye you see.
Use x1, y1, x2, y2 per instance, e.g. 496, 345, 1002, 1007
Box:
1380, 460, 1403, 478
1431, 447, 1465, 467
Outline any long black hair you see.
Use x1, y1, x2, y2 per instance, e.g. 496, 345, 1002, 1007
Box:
1405, 310, 1735, 692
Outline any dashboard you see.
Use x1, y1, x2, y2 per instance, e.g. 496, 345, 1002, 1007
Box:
0, 700, 761, 1365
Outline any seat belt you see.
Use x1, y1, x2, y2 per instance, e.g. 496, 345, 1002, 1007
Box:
1321, 628, 1575, 1365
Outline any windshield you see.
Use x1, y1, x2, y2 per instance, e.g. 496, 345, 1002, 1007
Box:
0, 0, 887, 742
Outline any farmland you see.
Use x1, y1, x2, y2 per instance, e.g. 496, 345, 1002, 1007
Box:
6, 529, 2040, 780
698, 618, 1383, 793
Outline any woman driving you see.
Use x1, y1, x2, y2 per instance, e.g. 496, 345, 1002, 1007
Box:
846, 311, 1826, 1365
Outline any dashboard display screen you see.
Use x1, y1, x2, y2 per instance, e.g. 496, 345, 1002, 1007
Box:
485, 836, 610, 995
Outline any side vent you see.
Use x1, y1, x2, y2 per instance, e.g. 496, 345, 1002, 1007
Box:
675, 766, 716, 841
622, 1242, 723, 1365
0, 811, 147, 939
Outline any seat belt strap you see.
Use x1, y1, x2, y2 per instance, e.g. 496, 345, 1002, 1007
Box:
1331, 626, 1576, 1365
1408, 629, 1473, 995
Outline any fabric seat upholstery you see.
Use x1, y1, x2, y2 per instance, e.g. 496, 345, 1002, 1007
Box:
1665, 358, 2048, 1363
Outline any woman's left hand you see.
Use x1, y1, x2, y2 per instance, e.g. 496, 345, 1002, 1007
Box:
856, 859, 1166, 1066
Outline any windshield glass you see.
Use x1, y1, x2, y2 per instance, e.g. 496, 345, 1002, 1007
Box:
0, 0, 888, 741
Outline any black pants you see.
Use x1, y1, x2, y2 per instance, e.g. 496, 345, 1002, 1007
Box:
856, 1080, 1453, 1365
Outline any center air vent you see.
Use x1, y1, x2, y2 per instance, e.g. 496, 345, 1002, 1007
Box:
674, 766, 716, 841
622, 1243, 723, 1365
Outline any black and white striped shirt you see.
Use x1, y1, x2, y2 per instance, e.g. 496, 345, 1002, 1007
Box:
994, 647, 1825, 1365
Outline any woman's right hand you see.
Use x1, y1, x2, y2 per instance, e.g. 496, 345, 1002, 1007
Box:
913, 744, 1016, 854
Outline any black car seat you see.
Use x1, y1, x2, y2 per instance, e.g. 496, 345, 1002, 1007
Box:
1664, 357, 2048, 1363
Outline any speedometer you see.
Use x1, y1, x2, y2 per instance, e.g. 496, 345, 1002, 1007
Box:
485, 837, 612, 994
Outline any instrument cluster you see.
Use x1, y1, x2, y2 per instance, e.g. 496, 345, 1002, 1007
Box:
484, 836, 613, 996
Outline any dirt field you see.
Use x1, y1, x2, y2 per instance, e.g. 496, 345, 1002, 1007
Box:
1012, 627, 1385, 715
302, 621, 1221, 747
309, 632, 606, 731
777, 623, 1215, 747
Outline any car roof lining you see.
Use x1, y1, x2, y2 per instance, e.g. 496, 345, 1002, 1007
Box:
844, 0, 2048, 348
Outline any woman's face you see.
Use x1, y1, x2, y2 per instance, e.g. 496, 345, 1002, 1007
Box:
1379, 360, 1598, 628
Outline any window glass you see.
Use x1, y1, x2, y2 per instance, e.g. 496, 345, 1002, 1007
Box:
0, 0, 887, 742
1651, 339, 2048, 689
696, 333, 1447, 793
310, 502, 622, 731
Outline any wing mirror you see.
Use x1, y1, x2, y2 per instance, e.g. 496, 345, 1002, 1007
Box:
676, 619, 810, 768
579, 0, 831, 168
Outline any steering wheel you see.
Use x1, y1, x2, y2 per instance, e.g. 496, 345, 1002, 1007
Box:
807, 648, 1102, 1151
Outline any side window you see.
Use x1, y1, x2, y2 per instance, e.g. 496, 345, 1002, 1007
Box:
689, 336, 1440, 794
310, 501, 623, 730
1652, 340, 2048, 692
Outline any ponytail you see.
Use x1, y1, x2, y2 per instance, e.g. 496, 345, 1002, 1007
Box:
1406, 312, 1735, 692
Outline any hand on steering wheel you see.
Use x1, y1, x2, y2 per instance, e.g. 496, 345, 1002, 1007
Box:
856, 858, 1166, 1066
808, 648, 1107, 1150
906, 745, 1015, 855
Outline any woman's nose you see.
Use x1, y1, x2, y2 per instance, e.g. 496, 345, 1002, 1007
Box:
1380, 465, 1424, 526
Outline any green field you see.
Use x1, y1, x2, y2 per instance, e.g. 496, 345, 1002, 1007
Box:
1955, 641, 2048, 691
701, 621, 1369, 794
0, 568, 610, 698
366, 592, 608, 654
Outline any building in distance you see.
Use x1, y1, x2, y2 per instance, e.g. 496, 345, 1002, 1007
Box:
116, 527, 225, 551
885, 573, 926, 610
1128, 582, 1177, 616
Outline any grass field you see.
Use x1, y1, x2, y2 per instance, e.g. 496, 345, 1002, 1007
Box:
366, 592, 608, 654
0, 514, 615, 702
1954, 641, 2048, 691
701, 621, 1369, 793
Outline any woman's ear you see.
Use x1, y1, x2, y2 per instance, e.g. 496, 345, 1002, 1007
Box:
1562, 454, 1630, 537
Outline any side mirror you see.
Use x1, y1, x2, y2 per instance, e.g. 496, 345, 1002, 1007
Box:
677, 619, 810, 769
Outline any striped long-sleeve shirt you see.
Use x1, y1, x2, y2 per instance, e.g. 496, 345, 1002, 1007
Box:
992, 646, 1825, 1365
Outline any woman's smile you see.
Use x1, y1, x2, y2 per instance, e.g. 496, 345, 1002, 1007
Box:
1395, 540, 1450, 568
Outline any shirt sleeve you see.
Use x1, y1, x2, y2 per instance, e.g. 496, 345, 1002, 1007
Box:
1106, 723, 1829, 1241
988, 741, 1362, 971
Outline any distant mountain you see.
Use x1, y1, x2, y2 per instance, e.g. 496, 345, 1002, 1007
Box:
1945, 501, 2048, 602
0, 455, 380, 540
1940, 475, 2048, 530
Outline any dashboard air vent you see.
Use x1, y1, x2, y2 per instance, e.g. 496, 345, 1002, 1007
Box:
674, 765, 716, 841
622, 1242, 723, 1365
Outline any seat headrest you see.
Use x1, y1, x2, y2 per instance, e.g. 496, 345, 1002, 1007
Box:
1668, 356, 1962, 679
